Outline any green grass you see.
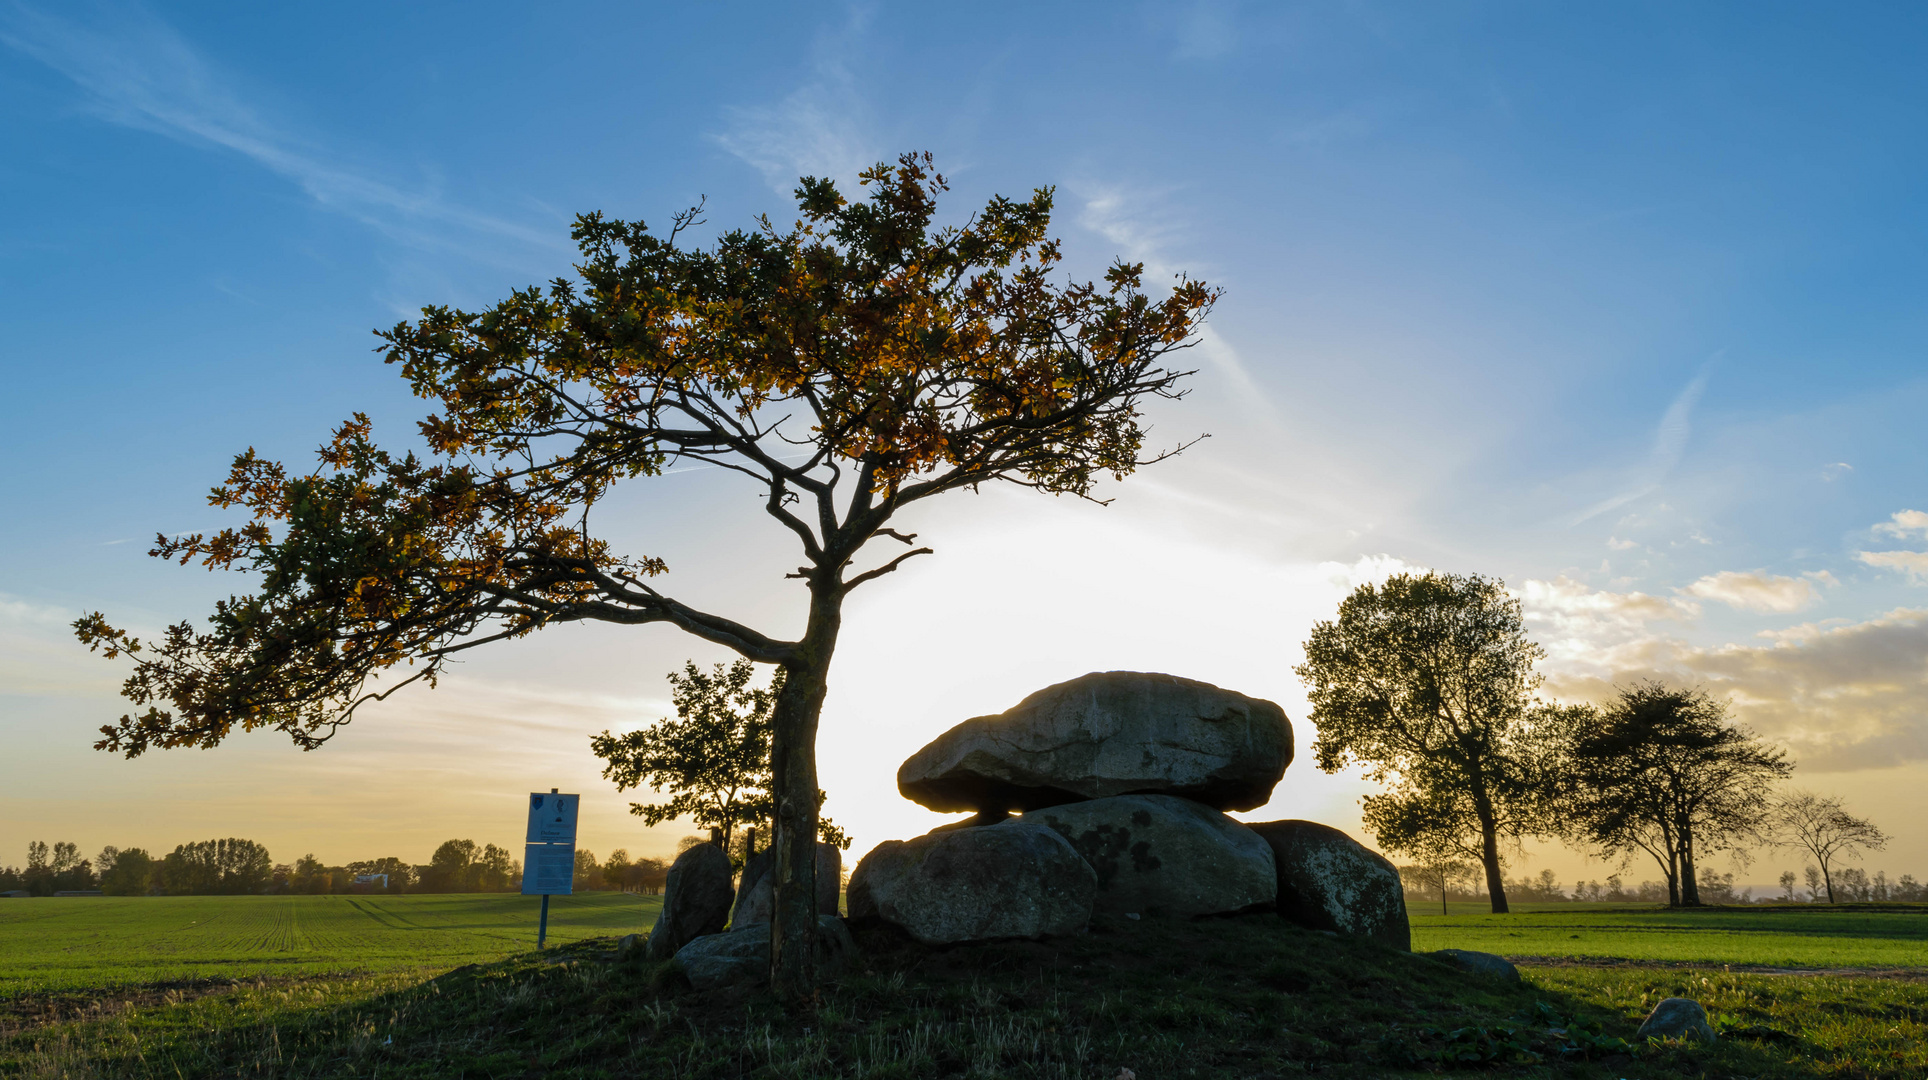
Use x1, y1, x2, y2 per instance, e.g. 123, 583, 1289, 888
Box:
6, 909, 1928, 1078
1413, 903, 1928, 968
0, 892, 661, 998
6, 900, 1927, 1078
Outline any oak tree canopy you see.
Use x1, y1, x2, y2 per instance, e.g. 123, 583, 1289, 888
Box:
74, 153, 1217, 997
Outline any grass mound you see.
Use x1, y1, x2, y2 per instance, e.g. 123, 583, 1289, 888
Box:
6, 912, 1926, 1078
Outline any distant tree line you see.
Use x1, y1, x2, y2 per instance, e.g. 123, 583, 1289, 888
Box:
2, 836, 681, 897
0, 839, 271, 896
1303, 571, 1900, 910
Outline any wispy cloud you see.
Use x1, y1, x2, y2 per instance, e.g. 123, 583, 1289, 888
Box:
1679, 570, 1826, 613
1568, 364, 1713, 525
1077, 185, 1277, 421
1873, 509, 1928, 539
1544, 607, 1928, 771
1520, 576, 1695, 665
1317, 553, 1427, 594
710, 8, 880, 196
1857, 549, 1928, 584
0, 593, 70, 626
1855, 511, 1928, 583
1, 2, 562, 264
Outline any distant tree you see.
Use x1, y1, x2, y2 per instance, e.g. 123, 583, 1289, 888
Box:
1396, 855, 1478, 915
475, 844, 517, 891
591, 660, 850, 867
23, 841, 51, 895
74, 155, 1213, 1000
292, 853, 330, 894
421, 840, 478, 893
1696, 868, 1740, 904
573, 849, 603, 891
1772, 791, 1887, 903
601, 849, 632, 891
99, 847, 157, 896
631, 856, 671, 894
1561, 683, 1789, 906
346, 857, 414, 892
1297, 572, 1572, 914
20, 840, 98, 895
160, 839, 272, 895
1803, 865, 1825, 902
1778, 870, 1798, 902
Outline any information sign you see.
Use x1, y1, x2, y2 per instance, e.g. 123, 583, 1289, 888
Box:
521, 843, 574, 896
525, 791, 580, 844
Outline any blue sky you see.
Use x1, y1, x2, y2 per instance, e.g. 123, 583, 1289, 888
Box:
2, 2, 1924, 890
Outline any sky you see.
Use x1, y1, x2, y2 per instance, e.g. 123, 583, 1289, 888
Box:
2, 1, 1924, 897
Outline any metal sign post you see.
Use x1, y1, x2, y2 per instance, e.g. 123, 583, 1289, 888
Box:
522, 788, 579, 949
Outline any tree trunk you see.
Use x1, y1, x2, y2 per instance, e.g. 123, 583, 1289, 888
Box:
1677, 830, 1702, 906
1475, 802, 1508, 914
1821, 859, 1835, 904
767, 587, 842, 1003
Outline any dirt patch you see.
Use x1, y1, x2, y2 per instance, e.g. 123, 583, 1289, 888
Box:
1511, 955, 1928, 980
1, 978, 276, 1035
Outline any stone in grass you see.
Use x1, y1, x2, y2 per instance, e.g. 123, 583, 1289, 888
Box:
644, 842, 735, 962
674, 916, 856, 991
847, 821, 1096, 944
1017, 794, 1276, 918
1636, 998, 1718, 1043
1245, 819, 1410, 950
1431, 949, 1521, 982
730, 843, 844, 926
898, 671, 1294, 814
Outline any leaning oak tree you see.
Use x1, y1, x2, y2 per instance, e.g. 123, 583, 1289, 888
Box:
72, 154, 1216, 999
1296, 572, 1570, 914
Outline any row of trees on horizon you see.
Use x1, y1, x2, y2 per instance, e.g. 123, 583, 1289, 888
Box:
0, 837, 685, 897
1395, 864, 1928, 912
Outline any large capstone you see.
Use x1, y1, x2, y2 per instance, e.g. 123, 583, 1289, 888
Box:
673, 916, 855, 991
1245, 820, 1410, 950
644, 842, 735, 962
898, 671, 1293, 814
1016, 794, 1276, 918
847, 822, 1097, 944
731, 843, 843, 926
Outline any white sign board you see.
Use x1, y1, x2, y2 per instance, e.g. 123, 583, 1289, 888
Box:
525, 792, 579, 844
521, 843, 574, 896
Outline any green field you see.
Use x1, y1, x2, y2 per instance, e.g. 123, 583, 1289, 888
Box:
8, 898, 1928, 1078
1412, 903, 1928, 969
0, 892, 661, 998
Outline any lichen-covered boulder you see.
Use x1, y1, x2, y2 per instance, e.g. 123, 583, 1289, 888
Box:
847, 822, 1096, 944
644, 842, 734, 961
673, 916, 855, 991
898, 672, 1293, 814
1637, 998, 1717, 1042
1017, 794, 1275, 918
730, 843, 843, 926
1432, 949, 1520, 982
1245, 820, 1410, 950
